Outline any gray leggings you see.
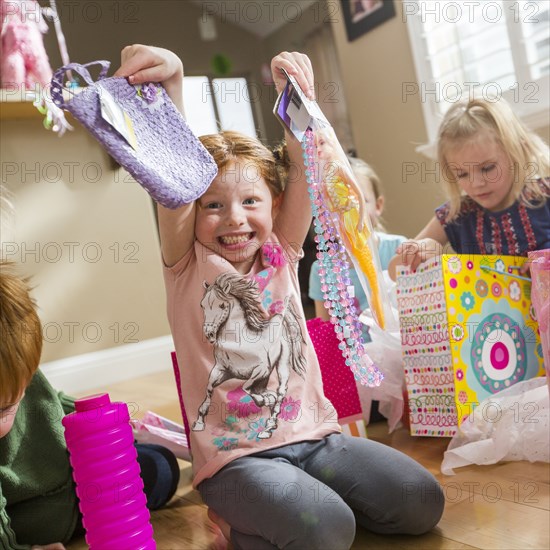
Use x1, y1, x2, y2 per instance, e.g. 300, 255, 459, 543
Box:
199, 433, 444, 550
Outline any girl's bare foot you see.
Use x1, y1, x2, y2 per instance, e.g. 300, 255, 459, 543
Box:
208, 508, 231, 549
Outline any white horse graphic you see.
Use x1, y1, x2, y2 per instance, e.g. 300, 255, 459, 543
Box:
194, 272, 306, 439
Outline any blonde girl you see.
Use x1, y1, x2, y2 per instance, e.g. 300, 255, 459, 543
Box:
390, 98, 550, 276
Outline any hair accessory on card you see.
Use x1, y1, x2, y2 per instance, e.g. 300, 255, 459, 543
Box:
50, 61, 218, 208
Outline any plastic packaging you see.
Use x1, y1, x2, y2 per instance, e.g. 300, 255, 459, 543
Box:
359, 274, 406, 431
312, 124, 398, 331
304, 128, 382, 387
62, 393, 156, 549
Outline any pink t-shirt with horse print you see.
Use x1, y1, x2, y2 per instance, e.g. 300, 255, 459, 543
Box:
163, 234, 340, 487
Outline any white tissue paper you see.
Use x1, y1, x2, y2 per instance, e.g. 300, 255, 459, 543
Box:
358, 273, 406, 432
441, 377, 549, 475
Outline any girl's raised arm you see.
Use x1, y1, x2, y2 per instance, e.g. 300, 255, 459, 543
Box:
114, 45, 196, 267
270, 52, 315, 252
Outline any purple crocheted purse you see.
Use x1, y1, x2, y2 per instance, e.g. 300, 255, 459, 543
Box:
51, 61, 217, 209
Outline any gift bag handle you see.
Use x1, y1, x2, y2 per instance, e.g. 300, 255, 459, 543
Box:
51, 60, 111, 109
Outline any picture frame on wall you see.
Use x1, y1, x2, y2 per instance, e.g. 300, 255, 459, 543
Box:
341, 0, 396, 41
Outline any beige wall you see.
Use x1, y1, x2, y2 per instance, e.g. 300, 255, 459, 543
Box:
1, 120, 170, 362
2, 1, 269, 362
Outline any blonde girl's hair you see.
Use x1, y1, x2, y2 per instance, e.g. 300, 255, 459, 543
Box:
348, 157, 386, 231
437, 98, 550, 221
0, 262, 43, 405
199, 131, 288, 198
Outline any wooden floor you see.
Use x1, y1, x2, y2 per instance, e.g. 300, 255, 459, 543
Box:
67, 370, 550, 550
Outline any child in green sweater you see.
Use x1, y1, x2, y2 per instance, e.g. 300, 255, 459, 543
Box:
0, 262, 179, 549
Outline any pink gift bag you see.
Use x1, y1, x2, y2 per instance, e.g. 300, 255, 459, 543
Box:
171, 352, 192, 450
528, 249, 550, 395
306, 318, 367, 437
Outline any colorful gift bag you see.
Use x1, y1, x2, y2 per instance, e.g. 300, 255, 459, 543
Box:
396, 257, 457, 436
306, 318, 367, 437
397, 254, 545, 437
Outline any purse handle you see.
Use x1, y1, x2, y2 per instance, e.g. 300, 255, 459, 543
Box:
51, 61, 111, 109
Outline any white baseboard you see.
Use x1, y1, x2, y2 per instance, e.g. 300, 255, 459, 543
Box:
40, 335, 175, 394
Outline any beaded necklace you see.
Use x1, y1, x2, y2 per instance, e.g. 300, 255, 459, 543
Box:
303, 128, 382, 387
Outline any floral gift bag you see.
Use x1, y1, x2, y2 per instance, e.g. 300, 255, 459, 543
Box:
396, 254, 545, 437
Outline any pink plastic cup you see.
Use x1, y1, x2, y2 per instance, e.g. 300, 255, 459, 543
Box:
62, 393, 156, 549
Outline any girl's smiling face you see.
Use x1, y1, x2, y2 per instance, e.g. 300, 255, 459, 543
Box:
195, 160, 280, 274
446, 131, 515, 212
